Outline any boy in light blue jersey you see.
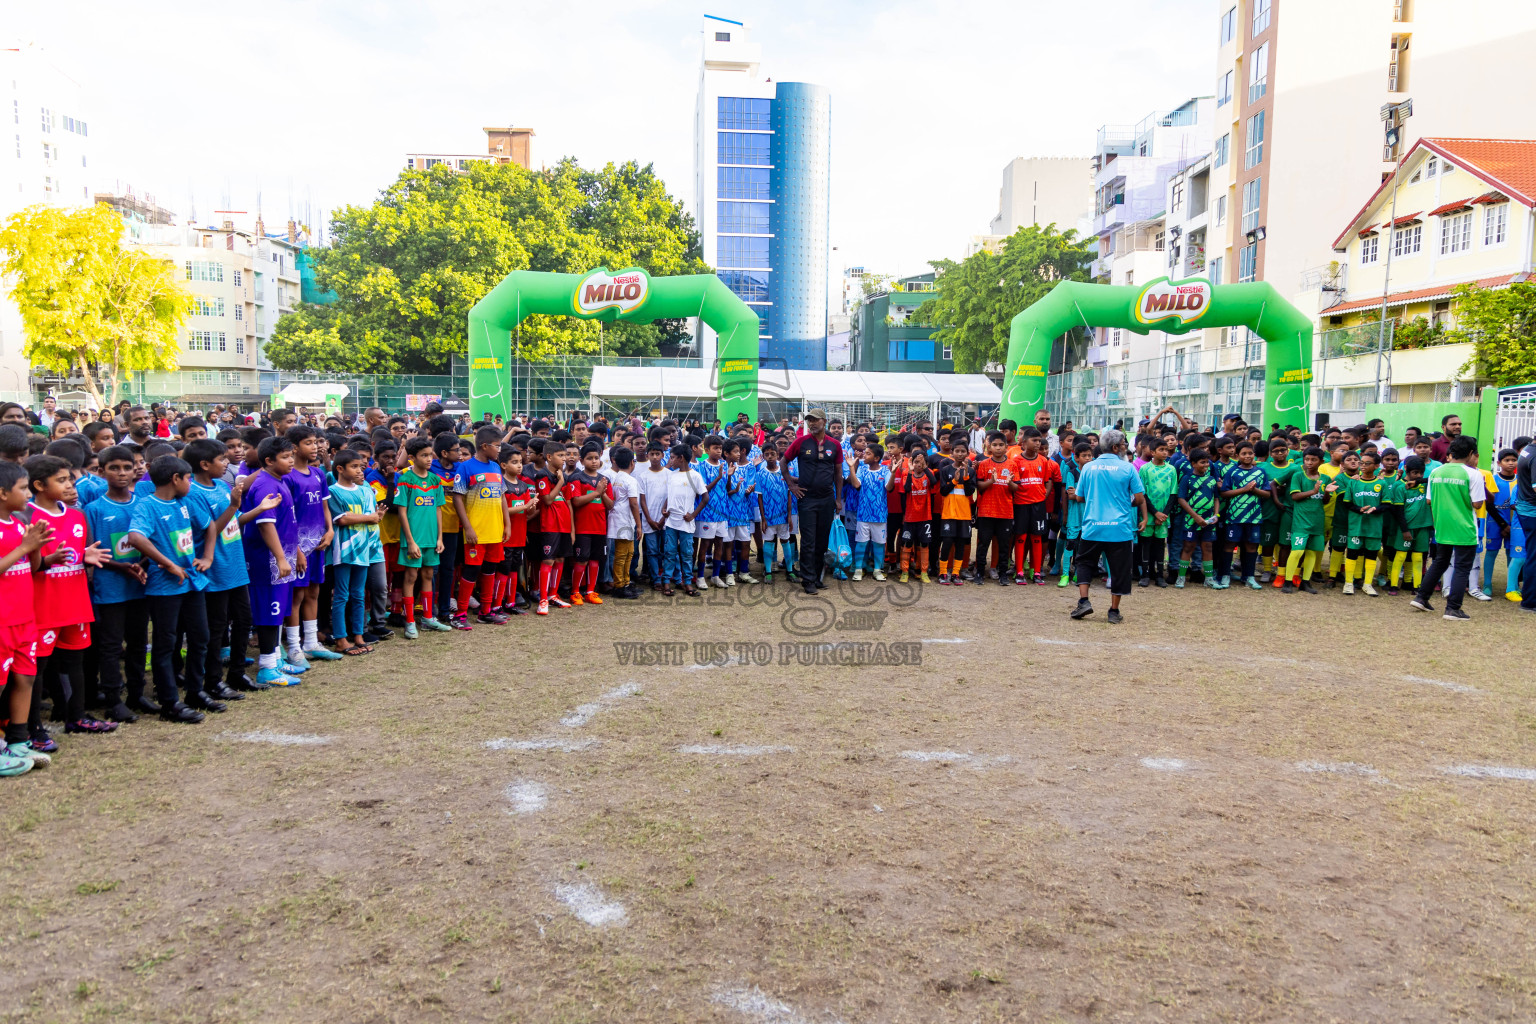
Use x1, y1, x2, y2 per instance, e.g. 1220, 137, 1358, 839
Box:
847, 443, 892, 580
755, 446, 795, 582
83, 446, 150, 719
722, 438, 758, 584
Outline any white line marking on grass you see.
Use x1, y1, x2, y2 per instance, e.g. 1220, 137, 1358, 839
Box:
560, 682, 643, 727
553, 882, 626, 927
1295, 761, 1380, 777
1139, 757, 1189, 771
677, 744, 794, 756
483, 737, 598, 752
711, 985, 844, 1024
1440, 764, 1536, 781
1402, 674, 1480, 694
685, 656, 740, 671
218, 730, 332, 746
920, 637, 972, 644
898, 750, 1012, 769
504, 781, 549, 815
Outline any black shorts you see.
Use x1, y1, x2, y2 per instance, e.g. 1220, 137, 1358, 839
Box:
939, 518, 972, 542
541, 532, 572, 561
499, 547, 525, 574
1014, 501, 1048, 536
1073, 538, 1134, 596
900, 520, 933, 547
574, 534, 604, 561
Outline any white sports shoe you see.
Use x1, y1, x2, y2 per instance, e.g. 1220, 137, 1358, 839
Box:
1342, 580, 1355, 595
851, 569, 864, 581
1468, 586, 1493, 602
723, 573, 737, 587
712, 576, 730, 589
737, 572, 759, 584
872, 568, 887, 581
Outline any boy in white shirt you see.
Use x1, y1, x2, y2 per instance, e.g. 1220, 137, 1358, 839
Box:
635, 441, 672, 589
662, 443, 708, 597
605, 447, 643, 599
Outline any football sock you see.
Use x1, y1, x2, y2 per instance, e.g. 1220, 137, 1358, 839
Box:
1201, 559, 1215, 578
764, 541, 776, 576
1391, 550, 1407, 587
1364, 558, 1378, 585
404, 594, 416, 622
422, 591, 434, 619
1284, 548, 1304, 581
1029, 537, 1044, 575
586, 560, 600, 593
1508, 556, 1525, 595
302, 620, 318, 649
1301, 550, 1319, 580
900, 548, 911, 571
1344, 557, 1357, 582
916, 546, 928, 572
852, 541, 866, 571
456, 576, 475, 615
479, 572, 495, 608
1412, 552, 1424, 589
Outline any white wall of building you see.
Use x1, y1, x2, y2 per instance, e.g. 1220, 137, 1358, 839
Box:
988, 157, 1094, 237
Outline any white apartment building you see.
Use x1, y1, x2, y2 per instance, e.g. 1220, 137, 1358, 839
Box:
987, 157, 1094, 238
0, 44, 96, 399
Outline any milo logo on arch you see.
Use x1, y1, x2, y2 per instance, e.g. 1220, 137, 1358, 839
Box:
1134, 277, 1212, 328
573, 267, 650, 318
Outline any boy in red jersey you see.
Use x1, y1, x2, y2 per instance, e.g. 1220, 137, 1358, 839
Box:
27, 456, 110, 745
1011, 428, 1061, 585
973, 431, 1019, 585
534, 438, 574, 615
497, 446, 536, 615
894, 446, 936, 584
563, 444, 614, 605
0, 461, 55, 775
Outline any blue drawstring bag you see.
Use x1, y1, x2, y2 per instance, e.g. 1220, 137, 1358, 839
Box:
829, 517, 853, 570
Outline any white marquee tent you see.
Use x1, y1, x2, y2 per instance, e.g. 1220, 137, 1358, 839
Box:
588, 367, 1001, 427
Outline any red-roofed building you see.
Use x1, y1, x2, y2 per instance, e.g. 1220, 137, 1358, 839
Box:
1321, 139, 1535, 336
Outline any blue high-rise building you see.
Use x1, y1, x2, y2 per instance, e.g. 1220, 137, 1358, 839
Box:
694, 16, 830, 372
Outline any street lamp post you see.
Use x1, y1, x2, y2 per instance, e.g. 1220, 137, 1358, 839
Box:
1376, 99, 1413, 404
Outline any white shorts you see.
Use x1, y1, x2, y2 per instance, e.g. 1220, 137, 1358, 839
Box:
728, 524, 753, 542
762, 521, 793, 541
854, 520, 887, 546
697, 521, 729, 540
790, 514, 800, 537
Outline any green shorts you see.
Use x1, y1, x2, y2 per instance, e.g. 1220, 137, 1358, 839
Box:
1288, 530, 1326, 552
1406, 531, 1432, 553
397, 546, 441, 568
1140, 521, 1169, 539
1329, 519, 1350, 550
1347, 536, 1382, 554
1276, 510, 1294, 545
1260, 519, 1279, 547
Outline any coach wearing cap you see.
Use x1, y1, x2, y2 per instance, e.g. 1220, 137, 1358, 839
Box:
783, 408, 844, 595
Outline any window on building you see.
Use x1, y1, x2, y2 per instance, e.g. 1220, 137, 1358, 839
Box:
1391, 223, 1421, 257
1210, 255, 1224, 286
192, 296, 225, 317
184, 260, 224, 283
1238, 244, 1257, 282
719, 166, 771, 200
233, 268, 242, 287
1440, 210, 1472, 254
1153, 230, 1165, 252
235, 338, 245, 354
1214, 194, 1227, 226
718, 270, 770, 303
717, 236, 770, 268
717, 132, 771, 165
1484, 202, 1508, 246
888, 339, 934, 362
1245, 110, 1265, 168
942, 343, 953, 361
187, 330, 228, 352
715, 31, 731, 41
1252, 0, 1271, 35
1219, 6, 1236, 44
39, 107, 51, 133
1249, 42, 1269, 103
1242, 178, 1261, 232
190, 370, 215, 386
717, 97, 770, 130
1425, 155, 1438, 177
1389, 34, 1410, 92
717, 201, 770, 234
1213, 133, 1229, 168
1216, 71, 1233, 107
234, 305, 243, 321
1360, 235, 1379, 264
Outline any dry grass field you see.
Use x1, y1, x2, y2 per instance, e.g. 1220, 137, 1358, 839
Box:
3, 573, 1535, 1023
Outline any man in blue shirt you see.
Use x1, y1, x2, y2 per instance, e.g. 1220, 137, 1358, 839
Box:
1071, 429, 1147, 624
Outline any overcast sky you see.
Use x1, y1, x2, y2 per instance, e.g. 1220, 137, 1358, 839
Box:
14, 0, 1212, 305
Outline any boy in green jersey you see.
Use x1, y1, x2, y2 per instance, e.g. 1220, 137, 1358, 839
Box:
1138, 440, 1177, 587
1326, 450, 1360, 586
1342, 450, 1387, 596
1175, 451, 1222, 589
1281, 446, 1328, 593
1220, 442, 1267, 589
1391, 456, 1433, 592
395, 437, 450, 637
1259, 438, 1295, 586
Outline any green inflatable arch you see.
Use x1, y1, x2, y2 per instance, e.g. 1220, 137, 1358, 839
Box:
466, 267, 760, 422
999, 278, 1314, 429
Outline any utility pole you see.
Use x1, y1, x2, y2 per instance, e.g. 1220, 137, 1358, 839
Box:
1376, 99, 1413, 404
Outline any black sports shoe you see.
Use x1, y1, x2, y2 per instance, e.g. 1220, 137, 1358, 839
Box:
1106, 608, 1123, 624
208, 683, 246, 702
1154, 576, 1167, 588
105, 702, 139, 723
1070, 598, 1094, 620
185, 692, 227, 713
1299, 581, 1319, 594
1443, 607, 1470, 620
159, 703, 205, 724
128, 695, 162, 715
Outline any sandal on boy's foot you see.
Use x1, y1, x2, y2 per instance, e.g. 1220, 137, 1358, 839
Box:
28, 729, 57, 754
303, 646, 343, 662
0, 750, 31, 777
65, 717, 119, 734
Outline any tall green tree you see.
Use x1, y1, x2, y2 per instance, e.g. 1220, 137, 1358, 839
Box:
267, 159, 706, 374
1451, 280, 1536, 387
915, 224, 1094, 372
0, 203, 190, 407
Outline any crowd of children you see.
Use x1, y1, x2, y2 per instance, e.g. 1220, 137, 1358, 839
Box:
0, 405, 1526, 779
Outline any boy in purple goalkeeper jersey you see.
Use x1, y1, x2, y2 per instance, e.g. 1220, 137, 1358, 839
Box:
240, 436, 306, 685
280, 426, 337, 666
